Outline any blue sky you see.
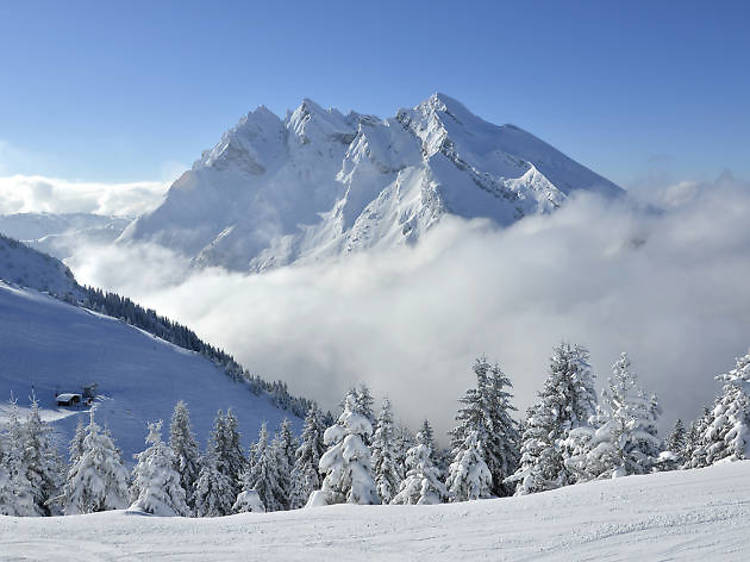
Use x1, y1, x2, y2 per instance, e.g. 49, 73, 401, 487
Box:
0, 0, 747, 187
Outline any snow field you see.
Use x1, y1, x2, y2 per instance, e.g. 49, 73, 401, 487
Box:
0, 461, 747, 561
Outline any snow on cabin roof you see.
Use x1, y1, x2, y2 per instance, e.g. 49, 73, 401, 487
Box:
56, 393, 81, 400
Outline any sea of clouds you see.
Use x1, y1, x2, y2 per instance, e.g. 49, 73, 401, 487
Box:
49, 172, 750, 439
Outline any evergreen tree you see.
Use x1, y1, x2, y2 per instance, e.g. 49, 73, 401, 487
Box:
391, 436, 446, 505
506, 343, 597, 495
218, 409, 246, 487
289, 405, 326, 509
445, 430, 492, 502
169, 401, 202, 511
567, 353, 661, 481
193, 455, 235, 517
271, 419, 297, 510
129, 421, 189, 516
62, 408, 129, 514
694, 350, 750, 464
660, 418, 687, 470
69, 417, 86, 466
354, 385, 375, 424
242, 423, 284, 512
0, 402, 36, 516
371, 399, 401, 504
687, 407, 714, 468
308, 391, 379, 506
192, 411, 239, 517
23, 396, 63, 515
449, 357, 520, 497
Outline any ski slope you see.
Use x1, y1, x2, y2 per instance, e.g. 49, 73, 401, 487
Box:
0, 461, 747, 560
0, 281, 299, 462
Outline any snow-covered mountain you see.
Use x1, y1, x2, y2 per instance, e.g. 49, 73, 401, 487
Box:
119, 94, 623, 271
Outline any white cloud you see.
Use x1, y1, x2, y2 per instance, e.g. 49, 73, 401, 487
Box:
0, 175, 170, 217
66, 174, 750, 440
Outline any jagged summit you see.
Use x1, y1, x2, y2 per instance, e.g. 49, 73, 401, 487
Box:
119, 94, 623, 271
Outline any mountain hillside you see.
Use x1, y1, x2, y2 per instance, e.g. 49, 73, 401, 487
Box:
0, 281, 300, 462
119, 94, 623, 271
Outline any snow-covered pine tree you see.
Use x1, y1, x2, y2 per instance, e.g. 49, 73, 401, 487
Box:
483, 360, 521, 496
193, 411, 238, 517
193, 454, 236, 517
169, 400, 202, 511
63, 407, 130, 514
371, 398, 401, 504
391, 434, 446, 505
448, 357, 520, 497
0, 402, 36, 516
289, 405, 326, 509
23, 396, 63, 515
506, 343, 597, 495
69, 417, 86, 466
394, 423, 416, 481
218, 409, 246, 489
354, 385, 375, 425
659, 418, 687, 471
687, 407, 714, 468
129, 420, 189, 516
445, 430, 492, 502
241, 422, 284, 512
308, 391, 379, 506
271, 419, 297, 510
696, 350, 750, 464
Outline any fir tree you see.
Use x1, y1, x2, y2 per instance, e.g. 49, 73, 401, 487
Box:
446, 430, 492, 502
232, 489, 265, 513
62, 408, 129, 514
289, 405, 326, 509
193, 410, 240, 517
271, 419, 297, 510
694, 350, 750, 464
309, 391, 379, 506
130, 420, 189, 516
242, 423, 283, 512
193, 455, 236, 517
23, 396, 63, 515
0, 402, 36, 516
567, 353, 661, 481
660, 418, 687, 470
371, 399, 401, 504
392, 436, 446, 505
69, 417, 86, 466
169, 401, 202, 511
506, 343, 597, 495
449, 357, 520, 497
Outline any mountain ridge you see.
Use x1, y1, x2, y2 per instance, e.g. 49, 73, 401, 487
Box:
119, 93, 623, 271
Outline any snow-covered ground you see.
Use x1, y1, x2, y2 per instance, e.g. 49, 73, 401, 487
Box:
0, 281, 299, 462
0, 461, 747, 560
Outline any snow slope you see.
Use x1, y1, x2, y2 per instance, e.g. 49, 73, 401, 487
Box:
1, 461, 747, 560
0, 281, 299, 462
120, 94, 623, 272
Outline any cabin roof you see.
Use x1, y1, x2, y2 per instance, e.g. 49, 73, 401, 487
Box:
56, 393, 82, 401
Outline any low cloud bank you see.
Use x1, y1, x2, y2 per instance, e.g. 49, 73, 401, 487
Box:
0, 175, 169, 217
67, 174, 750, 439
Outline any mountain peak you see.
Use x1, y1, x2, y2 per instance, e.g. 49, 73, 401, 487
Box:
123, 94, 623, 272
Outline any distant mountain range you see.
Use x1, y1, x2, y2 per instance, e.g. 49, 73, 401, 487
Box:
117, 93, 623, 272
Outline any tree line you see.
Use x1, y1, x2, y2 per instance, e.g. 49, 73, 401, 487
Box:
1, 343, 749, 516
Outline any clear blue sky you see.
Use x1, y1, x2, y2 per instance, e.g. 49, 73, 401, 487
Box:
0, 0, 747, 187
